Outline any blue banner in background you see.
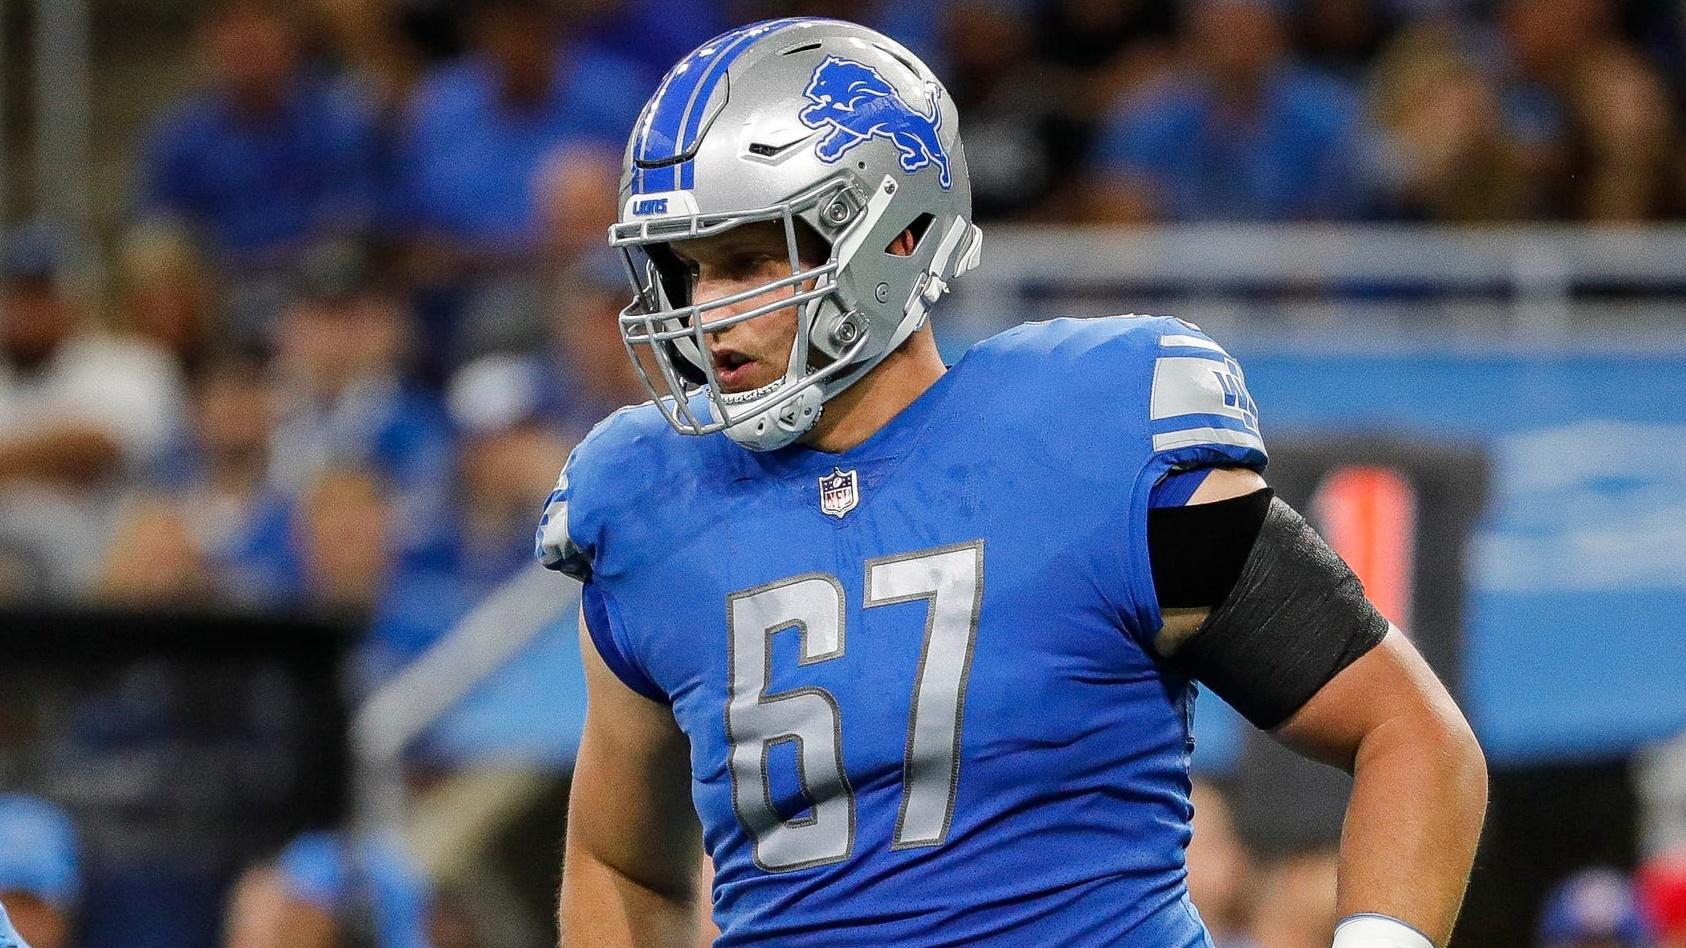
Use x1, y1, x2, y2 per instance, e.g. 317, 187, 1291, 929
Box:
1233, 348, 1686, 766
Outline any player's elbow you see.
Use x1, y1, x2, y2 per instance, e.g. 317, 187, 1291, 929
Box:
1428, 703, 1486, 803
1366, 694, 1489, 812
1441, 704, 1489, 809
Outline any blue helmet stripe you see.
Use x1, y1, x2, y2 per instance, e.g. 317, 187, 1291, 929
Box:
675, 18, 814, 189
633, 18, 822, 194
631, 59, 690, 193
672, 27, 766, 189
633, 27, 740, 192
634, 22, 762, 193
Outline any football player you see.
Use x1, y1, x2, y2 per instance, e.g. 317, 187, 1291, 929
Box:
538, 18, 1486, 947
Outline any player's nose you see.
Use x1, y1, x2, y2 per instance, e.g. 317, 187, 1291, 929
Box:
693, 277, 770, 328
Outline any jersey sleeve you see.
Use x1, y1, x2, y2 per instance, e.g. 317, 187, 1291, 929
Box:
535, 444, 669, 704
1121, 318, 1270, 651
580, 581, 668, 703
535, 460, 590, 581
1142, 321, 1267, 473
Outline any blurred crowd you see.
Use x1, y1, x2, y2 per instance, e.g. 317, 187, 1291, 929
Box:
7, 782, 1686, 947
5, 0, 1686, 640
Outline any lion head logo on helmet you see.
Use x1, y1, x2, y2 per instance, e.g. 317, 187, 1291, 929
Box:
798, 55, 952, 190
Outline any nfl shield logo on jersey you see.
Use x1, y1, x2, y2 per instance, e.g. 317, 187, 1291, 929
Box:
818, 468, 860, 518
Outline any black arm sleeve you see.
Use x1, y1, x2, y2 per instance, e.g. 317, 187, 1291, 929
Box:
1148, 487, 1274, 609
1153, 494, 1392, 731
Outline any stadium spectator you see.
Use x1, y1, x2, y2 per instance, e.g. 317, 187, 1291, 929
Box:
535, 142, 623, 273
0, 795, 80, 948
446, 354, 571, 579
546, 252, 652, 439
573, 0, 729, 80
292, 465, 398, 618
224, 832, 432, 948
1247, 847, 1341, 948
96, 493, 212, 608
390, 0, 649, 265
730, 0, 947, 72
1289, 0, 1400, 82
0, 223, 186, 601
224, 865, 330, 948
293, 463, 471, 681
307, 0, 427, 112
1567, 41, 1686, 221
340, 351, 566, 677
1033, 0, 1177, 76
161, 357, 296, 608
114, 221, 220, 375
1367, 25, 1530, 221
1086, 0, 1374, 222
1537, 867, 1653, 947
1029, 0, 1180, 219
1186, 781, 1257, 948
267, 240, 453, 563
1480, 0, 1619, 218
936, 1, 1068, 220
136, 2, 379, 266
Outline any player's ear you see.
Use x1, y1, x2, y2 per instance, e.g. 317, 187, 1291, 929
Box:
885, 228, 918, 257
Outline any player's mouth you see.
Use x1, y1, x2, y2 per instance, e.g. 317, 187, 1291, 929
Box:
710, 347, 763, 392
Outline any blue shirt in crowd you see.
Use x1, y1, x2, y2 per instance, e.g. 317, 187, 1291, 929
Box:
138, 75, 379, 263
391, 44, 652, 251
1093, 67, 1372, 221
582, 0, 730, 80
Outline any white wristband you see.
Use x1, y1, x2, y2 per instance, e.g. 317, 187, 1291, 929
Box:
1331, 914, 1435, 948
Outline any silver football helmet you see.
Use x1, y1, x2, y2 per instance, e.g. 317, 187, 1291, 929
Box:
609, 17, 983, 451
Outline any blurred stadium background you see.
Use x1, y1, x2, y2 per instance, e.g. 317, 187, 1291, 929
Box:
1, 0, 1684, 946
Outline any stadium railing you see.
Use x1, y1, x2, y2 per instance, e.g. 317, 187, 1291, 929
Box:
351, 567, 578, 836
948, 224, 1686, 346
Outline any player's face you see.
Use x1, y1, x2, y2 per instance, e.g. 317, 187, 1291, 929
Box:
670, 221, 824, 394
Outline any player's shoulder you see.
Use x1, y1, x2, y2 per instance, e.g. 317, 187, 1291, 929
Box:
566, 395, 743, 504
563, 397, 733, 500
955, 314, 1265, 470
539, 398, 726, 580
962, 314, 1233, 382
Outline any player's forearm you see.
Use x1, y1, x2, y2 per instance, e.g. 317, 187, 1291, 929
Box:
560, 844, 700, 948
1336, 704, 1487, 946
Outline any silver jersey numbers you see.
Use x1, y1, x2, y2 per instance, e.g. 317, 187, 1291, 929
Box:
725, 542, 983, 871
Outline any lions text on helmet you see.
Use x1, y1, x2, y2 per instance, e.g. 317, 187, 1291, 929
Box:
609, 18, 983, 451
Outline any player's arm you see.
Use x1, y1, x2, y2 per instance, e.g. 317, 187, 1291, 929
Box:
1153, 467, 1487, 948
561, 605, 703, 948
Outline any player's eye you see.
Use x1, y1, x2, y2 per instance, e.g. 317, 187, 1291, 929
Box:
713, 253, 778, 281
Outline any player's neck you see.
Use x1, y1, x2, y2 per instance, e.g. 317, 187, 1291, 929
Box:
801, 329, 946, 454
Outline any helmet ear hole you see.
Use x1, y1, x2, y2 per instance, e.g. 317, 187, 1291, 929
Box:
885, 213, 935, 256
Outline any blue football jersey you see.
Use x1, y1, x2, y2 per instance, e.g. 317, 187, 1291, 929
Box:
538, 315, 1267, 946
